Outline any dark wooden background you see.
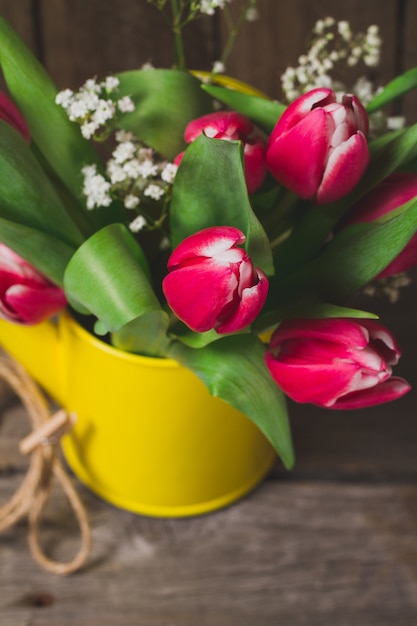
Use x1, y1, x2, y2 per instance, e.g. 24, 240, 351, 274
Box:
1, 2, 417, 624
1, 0, 417, 119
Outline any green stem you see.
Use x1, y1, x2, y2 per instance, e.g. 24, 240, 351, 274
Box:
171, 0, 186, 69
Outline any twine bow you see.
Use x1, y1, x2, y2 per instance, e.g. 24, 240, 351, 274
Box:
0, 355, 91, 575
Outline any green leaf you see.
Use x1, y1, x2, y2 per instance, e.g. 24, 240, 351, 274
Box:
111, 310, 170, 357
0, 218, 74, 285
0, 120, 84, 247
254, 294, 379, 333
170, 134, 274, 274
0, 17, 103, 207
308, 196, 417, 301
64, 223, 162, 332
202, 84, 285, 132
168, 334, 294, 469
116, 69, 213, 160
366, 67, 417, 114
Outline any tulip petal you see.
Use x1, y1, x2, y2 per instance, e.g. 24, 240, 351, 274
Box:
266, 108, 331, 199
163, 260, 238, 332
217, 269, 269, 333
167, 226, 245, 268
269, 88, 334, 138
5, 283, 67, 324
264, 355, 361, 406
317, 131, 369, 204
184, 111, 253, 142
332, 377, 411, 409
269, 318, 370, 350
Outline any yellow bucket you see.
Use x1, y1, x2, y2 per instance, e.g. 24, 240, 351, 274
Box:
0, 313, 275, 517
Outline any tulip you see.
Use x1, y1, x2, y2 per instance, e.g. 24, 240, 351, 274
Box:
264, 317, 410, 409
340, 172, 417, 278
162, 226, 268, 333
176, 111, 267, 194
0, 91, 30, 143
0, 243, 67, 324
266, 88, 369, 204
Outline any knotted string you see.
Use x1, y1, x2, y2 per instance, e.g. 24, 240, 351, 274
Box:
0, 355, 91, 575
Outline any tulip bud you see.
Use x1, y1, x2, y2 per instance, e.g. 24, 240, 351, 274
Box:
264, 317, 410, 409
176, 111, 267, 194
162, 226, 268, 333
0, 243, 67, 324
266, 88, 369, 204
0, 91, 30, 143
340, 172, 417, 278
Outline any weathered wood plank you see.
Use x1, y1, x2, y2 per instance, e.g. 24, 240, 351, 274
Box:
402, 0, 417, 123
1, 477, 417, 625
35, 0, 214, 89
0, 0, 38, 52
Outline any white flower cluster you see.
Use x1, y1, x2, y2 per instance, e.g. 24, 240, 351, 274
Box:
56, 76, 134, 140
281, 17, 382, 103
82, 130, 177, 234
196, 0, 231, 16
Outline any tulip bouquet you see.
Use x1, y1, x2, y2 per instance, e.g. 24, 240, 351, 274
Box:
0, 3, 416, 470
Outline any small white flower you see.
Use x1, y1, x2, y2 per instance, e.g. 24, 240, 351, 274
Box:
124, 194, 141, 210
117, 96, 135, 113
137, 159, 159, 178
82, 165, 112, 209
103, 76, 120, 92
161, 163, 178, 184
212, 60, 225, 74
92, 99, 116, 125
112, 141, 136, 164
129, 215, 147, 232
246, 7, 259, 21
144, 184, 165, 201
81, 121, 99, 139
55, 88, 74, 108
107, 160, 127, 184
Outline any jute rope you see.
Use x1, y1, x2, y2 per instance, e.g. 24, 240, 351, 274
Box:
0, 355, 91, 575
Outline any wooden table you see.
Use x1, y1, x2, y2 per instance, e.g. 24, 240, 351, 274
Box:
1, 280, 417, 625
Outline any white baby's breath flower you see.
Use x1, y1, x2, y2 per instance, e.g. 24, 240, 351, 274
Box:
129, 215, 147, 232
117, 96, 135, 113
81, 121, 99, 139
245, 7, 259, 21
137, 159, 159, 178
107, 160, 127, 184
386, 116, 406, 130
82, 164, 112, 209
212, 60, 225, 74
144, 184, 165, 200
159, 236, 171, 251
55, 88, 74, 108
115, 130, 134, 143
112, 141, 137, 164
91, 99, 116, 125
103, 76, 120, 91
124, 194, 141, 210
161, 163, 178, 184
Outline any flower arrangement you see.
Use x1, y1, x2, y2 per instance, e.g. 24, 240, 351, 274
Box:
0, 2, 416, 471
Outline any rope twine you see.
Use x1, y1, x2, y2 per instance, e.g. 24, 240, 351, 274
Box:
0, 355, 91, 575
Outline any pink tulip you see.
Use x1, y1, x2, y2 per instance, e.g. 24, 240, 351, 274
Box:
176, 111, 267, 194
266, 88, 369, 204
162, 226, 268, 333
340, 172, 417, 278
0, 91, 30, 143
0, 243, 67, 324
264, 318, 410, 409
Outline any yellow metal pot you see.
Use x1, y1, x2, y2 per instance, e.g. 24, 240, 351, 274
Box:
0, 313, 275, 517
